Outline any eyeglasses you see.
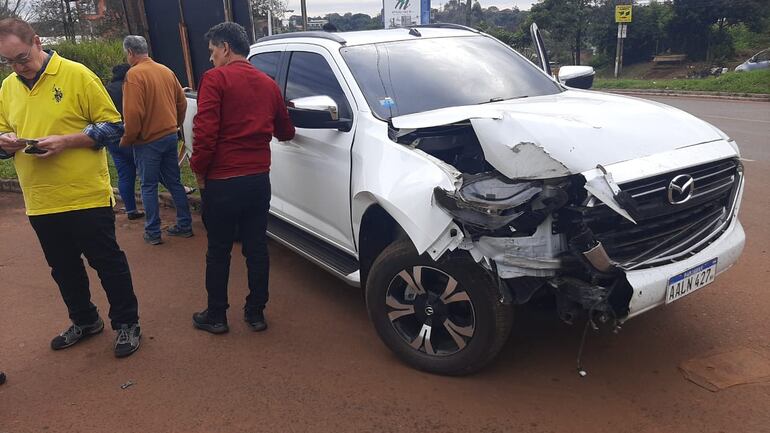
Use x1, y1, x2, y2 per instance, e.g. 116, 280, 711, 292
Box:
0, 46, 33, 65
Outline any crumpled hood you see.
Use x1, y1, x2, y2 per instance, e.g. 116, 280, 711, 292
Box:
392, 90, 726, 179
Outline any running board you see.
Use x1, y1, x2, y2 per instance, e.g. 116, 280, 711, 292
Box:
267, 215, 361, 287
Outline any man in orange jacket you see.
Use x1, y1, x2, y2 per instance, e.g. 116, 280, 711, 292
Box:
120, 35, 191, 245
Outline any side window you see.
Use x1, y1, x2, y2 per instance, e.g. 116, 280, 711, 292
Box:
285, 51, 351, 119
249, 51, 281, 80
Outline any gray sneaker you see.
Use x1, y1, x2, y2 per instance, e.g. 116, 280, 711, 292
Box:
143, 233, 163, 245
166, 225, 193, 238
51, 318, 104, 350
114, 324, 141, 358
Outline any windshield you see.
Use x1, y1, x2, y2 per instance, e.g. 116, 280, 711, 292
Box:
340, 35, 562, 120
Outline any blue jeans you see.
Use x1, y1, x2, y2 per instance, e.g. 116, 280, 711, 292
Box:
107, 143, 138, 213
133, 133, 192, 238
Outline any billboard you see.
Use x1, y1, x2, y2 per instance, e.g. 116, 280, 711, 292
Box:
384, 0, 421, 29
136, 0, 253, 89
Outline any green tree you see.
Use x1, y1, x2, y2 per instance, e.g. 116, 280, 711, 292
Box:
326, 12, 380, 31
590, 1, 674, 66
0, 0, 30, 20
668, 0, 770, 61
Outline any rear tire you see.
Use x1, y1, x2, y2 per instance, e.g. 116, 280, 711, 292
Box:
365, 239, 513, 375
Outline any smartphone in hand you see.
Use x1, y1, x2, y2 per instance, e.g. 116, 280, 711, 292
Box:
19, 139, 47, 155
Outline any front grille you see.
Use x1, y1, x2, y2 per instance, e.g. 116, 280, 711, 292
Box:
579, 158, 742, 270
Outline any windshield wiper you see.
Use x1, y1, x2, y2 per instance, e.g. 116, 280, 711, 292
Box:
478, 95, 528, 105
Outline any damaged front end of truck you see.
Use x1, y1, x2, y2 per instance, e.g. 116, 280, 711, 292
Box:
390, 106, 744, 330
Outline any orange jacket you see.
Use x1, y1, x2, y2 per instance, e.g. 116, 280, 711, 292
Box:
120, 57, 186, 146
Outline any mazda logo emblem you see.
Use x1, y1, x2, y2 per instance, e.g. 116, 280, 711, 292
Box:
668, 174, 695, 205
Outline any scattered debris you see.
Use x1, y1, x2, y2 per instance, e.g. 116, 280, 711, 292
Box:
680, 348, 770, 391
120, 380, 135, 390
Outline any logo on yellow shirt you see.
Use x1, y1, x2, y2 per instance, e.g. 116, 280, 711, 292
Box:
53, 86, 63, 103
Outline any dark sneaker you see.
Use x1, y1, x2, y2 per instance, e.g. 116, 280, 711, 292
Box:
127, 211, 145, 220
192, 309, 228, 334
114, 324, 141, 358
167, 225, 193, 238
143, 232, 163, 245
50, 317, 104, 350
0, 371, 5, 385
244, 308, 267, 332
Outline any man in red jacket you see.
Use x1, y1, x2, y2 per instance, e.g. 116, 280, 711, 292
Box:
190, 22, 295, 334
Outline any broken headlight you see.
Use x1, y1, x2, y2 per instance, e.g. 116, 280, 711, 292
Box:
434, 172, 569, 233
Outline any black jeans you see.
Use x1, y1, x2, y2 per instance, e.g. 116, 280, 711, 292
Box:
29, 207, 139, 330
202, 173, 270, 318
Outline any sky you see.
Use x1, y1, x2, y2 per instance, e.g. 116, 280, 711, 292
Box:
289, 0, 538, 19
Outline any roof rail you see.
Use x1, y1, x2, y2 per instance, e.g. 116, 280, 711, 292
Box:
407, 23, 480, 33
257, 31, 347, 45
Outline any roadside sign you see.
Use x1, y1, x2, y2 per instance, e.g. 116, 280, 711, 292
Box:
617, 23, 628, 38
384, 0, 420, 28
616, 5, 632, 23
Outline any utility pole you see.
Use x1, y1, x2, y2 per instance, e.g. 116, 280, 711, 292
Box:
465, 0, 471, 26
300, 0, 308, 30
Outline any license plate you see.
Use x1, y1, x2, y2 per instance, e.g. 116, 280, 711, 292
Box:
666, 258, 718, 304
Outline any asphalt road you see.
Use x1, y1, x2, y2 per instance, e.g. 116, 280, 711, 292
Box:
644, 96, 770, 162
0, 97, 769, 433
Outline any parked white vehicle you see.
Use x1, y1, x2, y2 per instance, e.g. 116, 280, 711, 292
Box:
183, 24, 745, 375
735, 48, 770, 72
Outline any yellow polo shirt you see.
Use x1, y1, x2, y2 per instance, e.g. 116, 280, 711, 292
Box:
0, 52, 121, 216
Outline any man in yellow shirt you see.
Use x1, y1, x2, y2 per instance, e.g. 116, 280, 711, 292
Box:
0, 18, 141, 358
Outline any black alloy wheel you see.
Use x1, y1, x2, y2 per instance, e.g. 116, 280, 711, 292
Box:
366, 239, 513, 375
385, 265, 476, 356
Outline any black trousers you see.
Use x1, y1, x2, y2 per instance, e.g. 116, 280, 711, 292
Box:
202, 173, 271, 318
29, 207, 139, 330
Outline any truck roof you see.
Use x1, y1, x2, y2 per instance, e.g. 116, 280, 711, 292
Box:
255, 25, 481, 48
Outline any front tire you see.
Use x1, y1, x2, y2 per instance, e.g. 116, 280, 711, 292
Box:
365, 239, 513, 375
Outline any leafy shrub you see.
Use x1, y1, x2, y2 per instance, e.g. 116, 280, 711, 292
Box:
589, 52, 610, 70
47, 39, 125, 82
1, 40, 124, 84
729, 23, 770, 55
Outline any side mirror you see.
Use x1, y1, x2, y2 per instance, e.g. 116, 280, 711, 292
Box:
558, 65, 595, 89
288, 95, 352, 132
748, 56, 757, 63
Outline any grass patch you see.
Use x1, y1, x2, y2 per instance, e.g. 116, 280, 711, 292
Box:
594, 69, 770, 94
0, 158, 15, 179
1, 156, 198, 196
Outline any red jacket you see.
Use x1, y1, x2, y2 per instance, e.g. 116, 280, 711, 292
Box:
190, 59, 295, 179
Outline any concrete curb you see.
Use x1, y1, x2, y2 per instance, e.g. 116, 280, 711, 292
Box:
0, 178, 22, 193
599, 88, 770, 102
0, 179, 203, 213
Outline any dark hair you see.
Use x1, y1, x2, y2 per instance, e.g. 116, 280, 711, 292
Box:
111, 63, 130, 82
322, 23, 338, 32
204, 22, 250, 56
0, 18, 36, 44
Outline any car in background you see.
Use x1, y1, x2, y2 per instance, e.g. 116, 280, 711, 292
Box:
735, 48, 769, 72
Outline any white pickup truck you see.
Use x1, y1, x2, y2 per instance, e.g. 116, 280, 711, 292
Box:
182, 24, 745, 375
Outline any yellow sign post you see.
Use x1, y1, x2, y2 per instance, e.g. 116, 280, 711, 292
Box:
616, 5, 632, 23
614, 5, 631, 77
